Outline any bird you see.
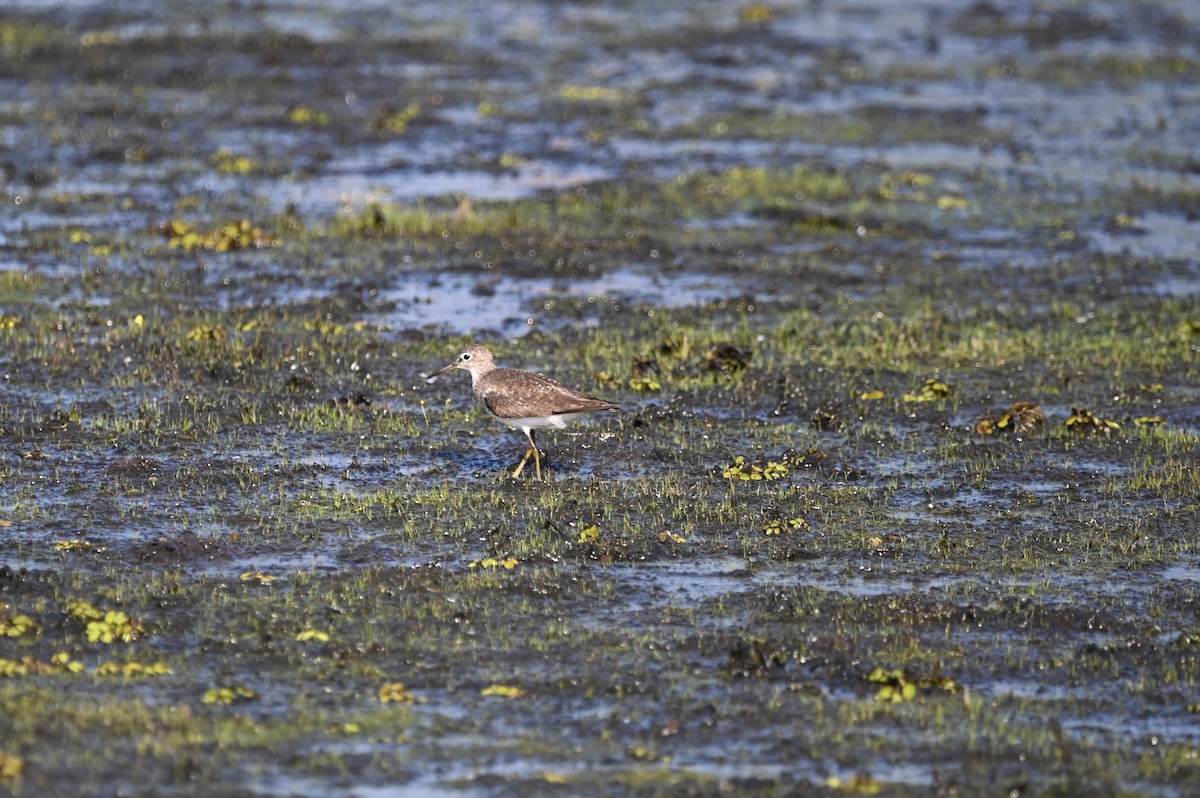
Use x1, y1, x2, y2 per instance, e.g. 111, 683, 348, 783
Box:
433, 344, 619, 480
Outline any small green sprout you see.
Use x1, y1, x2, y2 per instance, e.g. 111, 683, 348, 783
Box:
858, 389, 885, 401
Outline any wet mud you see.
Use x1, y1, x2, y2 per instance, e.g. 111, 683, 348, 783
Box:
1, 1, 1199, 796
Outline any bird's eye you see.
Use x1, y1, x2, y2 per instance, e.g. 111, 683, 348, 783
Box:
461, 353, 471, 361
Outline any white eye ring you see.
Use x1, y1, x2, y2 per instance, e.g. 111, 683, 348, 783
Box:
461, 353, 472, 361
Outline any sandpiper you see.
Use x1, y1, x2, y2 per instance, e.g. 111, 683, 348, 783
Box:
433, 344, 619, 480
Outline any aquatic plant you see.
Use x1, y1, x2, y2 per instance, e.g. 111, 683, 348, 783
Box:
160, 218, 279, 252
0, 652, 83, 677
87, 611, 144, 644
211, 149, 255, 174
295, 629, 331, 642
54, 539, 106, 553
0, 609, 38, 639
378, 682, 420, 704
0, 752, 22, 780
66, 600, 103, 621
903, 377, 951, 402
628, 375, 661, 392
1065, 407, 1121, 435
481, 684, 525, 698
288, 105, 329, 125
868, 666, 961, 703
239, 571, 277, 585
576, 525, 602, 543
468, 557, 519, 570
368, 102, 421, 135
203, 686, 257, 705
825, 773, 884, 794
95, 661, 171, 677
975, 401, 1045, 435
763, 517, 809, 536
723, 456, 788, 481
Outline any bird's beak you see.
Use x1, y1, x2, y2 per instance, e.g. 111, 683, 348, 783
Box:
432, 361, 459, 378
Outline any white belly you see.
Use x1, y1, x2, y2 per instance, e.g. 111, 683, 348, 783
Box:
498, 412, 589, 431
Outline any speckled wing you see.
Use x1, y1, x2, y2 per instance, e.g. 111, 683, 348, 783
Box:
479, 369, 616, 420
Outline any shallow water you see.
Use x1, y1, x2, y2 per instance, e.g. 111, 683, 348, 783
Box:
2, 0, 1199, 796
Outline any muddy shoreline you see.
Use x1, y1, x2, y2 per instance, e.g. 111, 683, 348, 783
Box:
2, 1, 1199, 796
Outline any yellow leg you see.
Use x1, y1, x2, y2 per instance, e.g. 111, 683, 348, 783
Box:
511, 445, 535, 479
510, 430, 542, 481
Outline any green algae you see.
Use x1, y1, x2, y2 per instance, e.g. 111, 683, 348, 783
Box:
1, 0, 1199, 796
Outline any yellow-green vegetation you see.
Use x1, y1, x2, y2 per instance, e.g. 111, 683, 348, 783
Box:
0, 752, 23, 780
368, 102, 421, 134
0, 19, 64, 50
295, 629, 331, 642
1, 4, 1198, 796
976, 401, 1045, 435
86, 611, 143, 643
903, 377, 952, 403
480, 684, 526, 699
723, 455, 789, 481
867, 666, 962, 703
202, 686, 258, 705
95, 660, 171, 677
0, 609, 39, 639
160, 218, 280, 252
211, 149, 255, 174
378, 682, 420, 704
0, 653, 83, 677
